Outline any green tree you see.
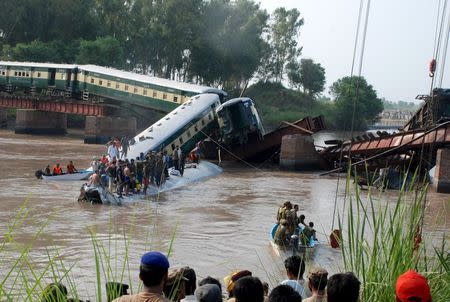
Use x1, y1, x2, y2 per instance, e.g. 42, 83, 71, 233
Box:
76, 36, 123, 68
260, 7, 304, 82
330, 76, 383, 130
287, 58, 326, 97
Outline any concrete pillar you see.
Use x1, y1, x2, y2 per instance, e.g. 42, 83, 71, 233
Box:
0, 108, 7, 128
84, 116, 136, 144
433, 148, 450, 193
280, 134, 322, 170
15, 109, 67, 135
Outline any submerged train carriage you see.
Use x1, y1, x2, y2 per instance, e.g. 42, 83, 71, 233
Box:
77, 65, 226, 112
126, 93, 223, 159
0, 61, 78, 96
216, 97, 265, 145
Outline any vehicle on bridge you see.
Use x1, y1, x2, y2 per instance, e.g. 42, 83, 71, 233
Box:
0, 61, 226, 112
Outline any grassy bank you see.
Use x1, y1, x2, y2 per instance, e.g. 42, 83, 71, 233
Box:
338, 169, 450, 301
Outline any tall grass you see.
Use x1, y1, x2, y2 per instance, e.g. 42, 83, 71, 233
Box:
338, 167, 450, 301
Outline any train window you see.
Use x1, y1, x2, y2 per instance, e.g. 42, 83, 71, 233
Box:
26, 73, 29, 77
187, 130, 191, 138
179, 137, 183, 144
165, 117, 170, 120
115, 83, 120, 89
107, 81, 111, 87
143, 89, 147, 95
173, 111, 177, 115
153, 91, 157, 97
171, 144, 175, 151
194, 126, 198, 132
125, 85, 129, 91
163, 93, 167, 100
37, 72, 41, 77
99, 80, 103, 85
14, 72, 17, 76
91, 78, 94, 84
134, 87, 138, 93
61, 74, 65, 80
201, 120, 205, 126
157, 123, 162, 126
173, 96, 178, 102
148, 127, 153, 132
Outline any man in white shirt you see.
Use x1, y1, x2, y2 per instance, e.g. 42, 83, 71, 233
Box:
280, 255, 310, 298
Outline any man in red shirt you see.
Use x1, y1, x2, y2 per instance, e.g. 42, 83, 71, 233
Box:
66, 161, 78, 174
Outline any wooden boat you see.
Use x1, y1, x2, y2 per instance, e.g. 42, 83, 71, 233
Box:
41, 170, 93, 181
269, 223, 318, 258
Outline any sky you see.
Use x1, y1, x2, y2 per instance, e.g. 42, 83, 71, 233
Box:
259, 0, 448, 103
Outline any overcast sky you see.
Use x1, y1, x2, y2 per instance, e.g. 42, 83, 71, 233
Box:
259, 0, 447, 103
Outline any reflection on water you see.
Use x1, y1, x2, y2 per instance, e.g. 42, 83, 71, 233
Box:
0, 130, 448, 301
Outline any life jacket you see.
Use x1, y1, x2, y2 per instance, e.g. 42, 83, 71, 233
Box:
53, 166, 62, 175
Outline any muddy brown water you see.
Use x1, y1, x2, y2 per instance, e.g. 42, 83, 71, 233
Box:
0, 130, 448, 301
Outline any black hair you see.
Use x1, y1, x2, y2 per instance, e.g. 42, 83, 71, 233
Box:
199, 276, 222, 294
268, 284, 302, 302
309, 222, 314, 227
284, 255, 306, 279
327, 272, 361, 302
299, 215, 305, 220
183, 267, 197, 295
308, 271, 328, 291
140, 264, 168, 287
233, 276, 264, 302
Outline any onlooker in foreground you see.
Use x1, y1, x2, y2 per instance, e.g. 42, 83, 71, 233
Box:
395, 269, 432, 302
269, 284, 302, 302
112, 251, 170, 302
224, 270, 252, 298
180, 266, 197, 301
163, 268, 188, 302
281, 256, 308, 298
233, 276, 264, 302
303, 267, 328, 302
199, 276, 222, 295
327, 272, 360, 302
195, 284, 222, 302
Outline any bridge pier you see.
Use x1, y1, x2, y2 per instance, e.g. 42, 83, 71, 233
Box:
433, 148, 450, 193
0, 109, 7, 128
15, 109, 67, 135
84, 116, 136, 144
280, 134, 323, 170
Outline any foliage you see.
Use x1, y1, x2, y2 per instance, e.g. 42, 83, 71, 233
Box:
382, 99, 422, 111
330, 76, 383, 130
259, 7, 304, 83
287, 58, 326, 97
338, 168, 450, 301
76, 36, 124, 68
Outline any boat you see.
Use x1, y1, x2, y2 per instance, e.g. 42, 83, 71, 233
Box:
269, 223, 318, 258
78, 161, 223, 204
41, 170, 94, 181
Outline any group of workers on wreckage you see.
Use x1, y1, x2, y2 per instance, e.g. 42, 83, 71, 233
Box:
43, 136, 203, 197
274, 201, 317, 247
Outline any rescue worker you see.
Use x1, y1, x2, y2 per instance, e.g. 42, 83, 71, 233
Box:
66, 161, 78, 174
44, 165, 51, 176
274, 219, 289, 246
53, 163, 62, 175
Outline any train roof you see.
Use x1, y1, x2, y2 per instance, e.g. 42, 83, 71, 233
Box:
0, 61, 77, 69
216, 97, 253, 112
79, 65, 225, 95
127, 93, 221, 158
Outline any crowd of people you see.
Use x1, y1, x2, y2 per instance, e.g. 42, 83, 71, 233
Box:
274, 202, 317, 247
84, 136, 206, 197
41, 251, 433, 302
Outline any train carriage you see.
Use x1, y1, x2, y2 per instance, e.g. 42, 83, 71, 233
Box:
78, 65, 225, 112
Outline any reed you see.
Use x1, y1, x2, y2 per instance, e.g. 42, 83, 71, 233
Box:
338, 167, 450, 301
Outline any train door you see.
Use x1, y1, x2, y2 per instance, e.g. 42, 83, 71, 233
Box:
48, 68, 56, 86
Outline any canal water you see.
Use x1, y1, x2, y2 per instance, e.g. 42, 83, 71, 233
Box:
0, 130, 448, 301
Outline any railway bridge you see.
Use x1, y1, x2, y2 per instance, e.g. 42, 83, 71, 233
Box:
0, 61, 223, 143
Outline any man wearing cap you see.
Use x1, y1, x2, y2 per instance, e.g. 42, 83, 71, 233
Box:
113, 251, 170, 302
396, 269, 432, 302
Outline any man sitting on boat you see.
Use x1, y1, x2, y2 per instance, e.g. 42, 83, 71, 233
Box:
87, 171, 101, 187
44, 165, 51, 176
66, 161, 78, 174
300, 222, 316, 246
53, 163, 63, 175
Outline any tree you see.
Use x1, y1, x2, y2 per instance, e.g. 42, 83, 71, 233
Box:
76, 36, 123, 68
287, 58, 325, 97
260, 7, 304, 82
330, 76, 383, 130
